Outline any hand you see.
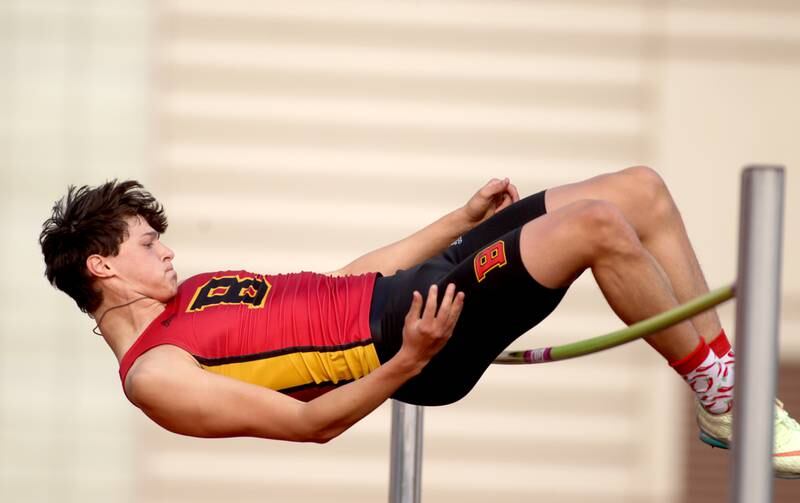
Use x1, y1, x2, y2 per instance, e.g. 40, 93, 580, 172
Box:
398, 284, 465, 369
463, 178, 521, 226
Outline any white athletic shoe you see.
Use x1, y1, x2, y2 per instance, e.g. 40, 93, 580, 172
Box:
697, 400, 800, 479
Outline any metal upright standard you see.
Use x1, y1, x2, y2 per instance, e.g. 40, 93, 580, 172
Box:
732, 166, 785, 503
389, 400, 424, 503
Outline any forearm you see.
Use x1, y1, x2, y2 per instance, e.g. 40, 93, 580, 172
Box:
300, 351, 423, 442
342, 207, 474, 276
136, 357, 419, 443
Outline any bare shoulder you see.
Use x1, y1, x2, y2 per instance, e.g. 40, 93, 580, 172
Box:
124, 345, 199, 406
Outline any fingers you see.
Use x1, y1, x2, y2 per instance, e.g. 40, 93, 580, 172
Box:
479, 178, 504, 199
408, 283, 462, 324
446, 291, 465, 329
437, 283, 455, 317
496, 193, 513, 211
489, 178, 520, 213
507, 181, 520, 203
422, 284, 438, 321
429, 283, 462, 328
405, 290, 423, 323
481, 177, 517, 201
400, 284, 464, 361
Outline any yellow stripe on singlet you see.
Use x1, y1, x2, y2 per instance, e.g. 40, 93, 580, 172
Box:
200, 343, 382, 392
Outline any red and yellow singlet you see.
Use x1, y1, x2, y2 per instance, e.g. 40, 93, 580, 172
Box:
119, 270, 381, 401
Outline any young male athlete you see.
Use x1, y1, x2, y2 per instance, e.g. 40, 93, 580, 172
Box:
40, 167, 799, 477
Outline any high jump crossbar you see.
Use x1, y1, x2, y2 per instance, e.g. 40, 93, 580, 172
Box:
388, 165, 785, 503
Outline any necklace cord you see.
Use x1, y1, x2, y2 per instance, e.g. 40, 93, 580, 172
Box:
92, 296, 150, 336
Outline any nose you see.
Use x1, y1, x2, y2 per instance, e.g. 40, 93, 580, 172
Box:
162, 243, 176, 262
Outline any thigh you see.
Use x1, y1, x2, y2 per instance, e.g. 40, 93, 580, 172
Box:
543, 166, 670, 241
443, 190, 548, 265
390, 226, 569, 406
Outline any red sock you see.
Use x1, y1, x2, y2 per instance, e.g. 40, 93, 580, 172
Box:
709, 329, 732, 357
669, 339, 711, 375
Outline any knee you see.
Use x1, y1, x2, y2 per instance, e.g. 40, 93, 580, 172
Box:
619, 165, 676, 223
574, 200, 641, 257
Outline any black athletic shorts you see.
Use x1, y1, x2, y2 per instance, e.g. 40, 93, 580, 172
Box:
369, 190, 569, 406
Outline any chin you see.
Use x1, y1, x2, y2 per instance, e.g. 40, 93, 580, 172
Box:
154, 284, 178, 302
165, 285, 179, 300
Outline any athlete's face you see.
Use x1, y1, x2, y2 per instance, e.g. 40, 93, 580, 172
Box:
103, 215, 178, 302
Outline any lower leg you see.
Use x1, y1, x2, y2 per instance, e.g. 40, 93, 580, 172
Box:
518, 200, 701, 362
518, 200, 733, 413
544, 167, 724, 344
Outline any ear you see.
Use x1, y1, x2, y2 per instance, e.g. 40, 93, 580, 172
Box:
86, 254, 115, 279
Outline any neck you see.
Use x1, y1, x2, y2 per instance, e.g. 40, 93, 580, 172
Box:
94, 296, 167, 362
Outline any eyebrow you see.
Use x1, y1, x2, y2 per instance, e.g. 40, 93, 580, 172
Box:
140, 231, 159, 240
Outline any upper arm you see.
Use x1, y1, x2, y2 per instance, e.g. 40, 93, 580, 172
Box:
127, 354, 318, 442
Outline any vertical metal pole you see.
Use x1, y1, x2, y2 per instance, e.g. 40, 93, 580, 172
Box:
732, 165, 785, 503
389, 400, 424, 503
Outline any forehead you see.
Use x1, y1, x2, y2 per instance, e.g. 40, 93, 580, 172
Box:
124, 215, 155, 237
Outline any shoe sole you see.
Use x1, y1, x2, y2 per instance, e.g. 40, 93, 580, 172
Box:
699, 431, 729, 449
700, 431, 800, 479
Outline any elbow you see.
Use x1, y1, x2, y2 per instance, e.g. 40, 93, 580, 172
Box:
295, 405, 346, 443
306, 426, 340, 444
298, 416, 342, 444
310, 435, 332, 444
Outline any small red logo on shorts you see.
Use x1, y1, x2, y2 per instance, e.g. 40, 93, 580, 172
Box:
474, 240, 507, 282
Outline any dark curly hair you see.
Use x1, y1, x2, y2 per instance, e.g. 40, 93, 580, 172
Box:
39, 180, 168, 313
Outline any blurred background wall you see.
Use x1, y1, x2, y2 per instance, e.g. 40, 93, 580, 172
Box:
2, 1, 799, 502
1, 1, 150, 502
